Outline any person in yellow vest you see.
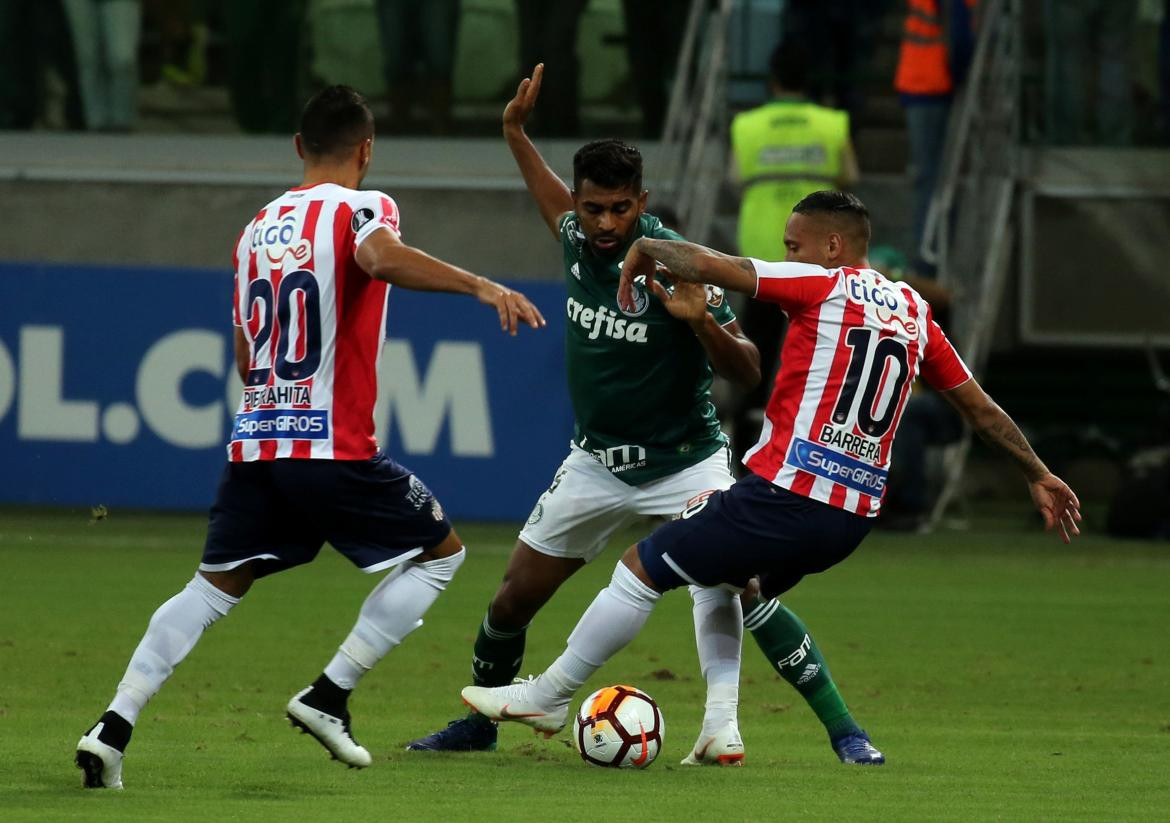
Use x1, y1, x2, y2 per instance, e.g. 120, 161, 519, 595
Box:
894, 0, 977, 276
729, 40, 857, 458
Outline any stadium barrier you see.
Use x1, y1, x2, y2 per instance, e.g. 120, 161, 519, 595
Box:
0, 262, 573, 520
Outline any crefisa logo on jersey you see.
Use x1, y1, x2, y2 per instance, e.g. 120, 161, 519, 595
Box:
566, 296, 649, 343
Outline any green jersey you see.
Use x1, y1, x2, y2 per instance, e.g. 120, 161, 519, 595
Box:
558, 212, 736, 485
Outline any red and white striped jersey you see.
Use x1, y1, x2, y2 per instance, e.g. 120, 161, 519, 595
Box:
743, 260, 971, 517
228, 182, 400, 462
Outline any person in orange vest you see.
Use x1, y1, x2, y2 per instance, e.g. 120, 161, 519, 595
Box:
894, 0, 977, 277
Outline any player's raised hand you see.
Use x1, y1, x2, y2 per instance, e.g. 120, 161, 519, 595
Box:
618, 240, 658, 312
1028, 473, 1082, 543
475, 278, 546, 336
504, 63, 544, 131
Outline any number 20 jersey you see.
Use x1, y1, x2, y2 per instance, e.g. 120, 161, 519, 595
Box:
228, 182, 400, 462
744, 260, 971, 517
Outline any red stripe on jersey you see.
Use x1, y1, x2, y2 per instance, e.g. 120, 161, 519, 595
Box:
231, 211, 265, 462
243, 210, 266, 372
332, 202, 384, 459
257, 205, 298, 462
829, 483, 847, 509
876, 288, 926, 469
745, 301, 826, 481
231, 229, 245, 327
856, 491, 872, 517
792, 289, 867, 500
290, 201, 323, 459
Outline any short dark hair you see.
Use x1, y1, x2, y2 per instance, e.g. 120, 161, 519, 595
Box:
298, 85, 374, 158
769, 40, 810, 92
572, 139, 643, 192
793, 190, 871, 244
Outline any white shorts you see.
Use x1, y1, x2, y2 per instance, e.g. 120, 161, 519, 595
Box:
519, 443, 735, 562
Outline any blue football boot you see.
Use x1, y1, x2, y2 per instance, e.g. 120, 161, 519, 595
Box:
832, 730, 886, 765
406, 714, 498, 752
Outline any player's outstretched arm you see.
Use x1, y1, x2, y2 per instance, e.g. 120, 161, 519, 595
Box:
942, 379, 1082, 543
503, 63, 573, 238
619, 237, 756, 312
357, 228, 546, 335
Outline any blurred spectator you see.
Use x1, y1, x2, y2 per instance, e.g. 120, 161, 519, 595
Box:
620, 0, 687, 138
780, 0, 891, 128
224, 0, 307, 134
894, 0, 977, 276
63, 0, 142, 131
728, 41, 857, 461
143, 0, 207, 87
1044, 0, 1136, 146
0, 0, 84, 129
376, 0, 460, 134
515, 0, 588, 136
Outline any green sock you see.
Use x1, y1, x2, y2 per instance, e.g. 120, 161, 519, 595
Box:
744, 597, 861, 740
471, 613, 527, 689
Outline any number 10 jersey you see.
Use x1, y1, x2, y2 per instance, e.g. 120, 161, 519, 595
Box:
228, 182, 400, 462
744, 260, 971, 517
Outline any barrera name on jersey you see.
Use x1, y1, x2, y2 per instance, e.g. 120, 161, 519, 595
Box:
228, 182, 400, 462
743, 260, 971, 517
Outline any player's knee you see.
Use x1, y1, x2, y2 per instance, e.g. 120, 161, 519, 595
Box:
738, 577, 762, 609
198, 564, 254, 600
408, 547, 465, 591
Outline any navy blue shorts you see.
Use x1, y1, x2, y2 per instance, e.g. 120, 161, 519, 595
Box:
637, 472, 871, 597
201, 451, 452, 578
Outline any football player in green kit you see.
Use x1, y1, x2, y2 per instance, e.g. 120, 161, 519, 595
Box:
408, 64, 883, 765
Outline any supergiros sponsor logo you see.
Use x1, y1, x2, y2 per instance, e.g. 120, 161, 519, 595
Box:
566, 297, 649, 343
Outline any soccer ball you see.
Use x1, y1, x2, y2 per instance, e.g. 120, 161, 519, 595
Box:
573, 685, 664, 768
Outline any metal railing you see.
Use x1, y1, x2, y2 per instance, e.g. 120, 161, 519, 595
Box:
925, 0, 1023, 528
658, 0, 735, 244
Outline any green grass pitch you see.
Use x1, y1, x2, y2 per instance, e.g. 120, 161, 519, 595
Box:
0, 508, 1167, 821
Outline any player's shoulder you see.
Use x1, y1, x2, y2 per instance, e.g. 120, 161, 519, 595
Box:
639, 213, 683, 242
559, 211, 586, 254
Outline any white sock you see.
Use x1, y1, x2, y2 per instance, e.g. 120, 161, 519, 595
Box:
535, 562, 660, 705
323, 548, 465, 689
689, 585, 742, 736
108, 574, 239, 725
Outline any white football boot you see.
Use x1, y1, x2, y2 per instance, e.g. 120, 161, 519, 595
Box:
681, 721, 745, 766
76, 714, 128, 789
286, 687, 373, 768
460, 678, 569, 737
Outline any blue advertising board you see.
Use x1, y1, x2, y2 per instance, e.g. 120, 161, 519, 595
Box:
0, 262, 572, 520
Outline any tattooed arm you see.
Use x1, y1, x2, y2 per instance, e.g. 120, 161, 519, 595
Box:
943, 379, 1082, 542
619, 238, 757, 311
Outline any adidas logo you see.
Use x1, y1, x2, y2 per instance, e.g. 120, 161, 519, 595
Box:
796, 663, 821, 685
571, 262, 581, 280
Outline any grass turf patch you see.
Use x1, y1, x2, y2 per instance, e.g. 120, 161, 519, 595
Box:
0, 509, 1167, 821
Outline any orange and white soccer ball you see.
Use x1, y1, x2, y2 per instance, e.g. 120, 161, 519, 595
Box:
573, 685, 664, 768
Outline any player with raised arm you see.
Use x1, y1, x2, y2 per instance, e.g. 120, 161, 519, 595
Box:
408, 65, 882, 766
74, 85, 545, 790
460, 190, 1081, 754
